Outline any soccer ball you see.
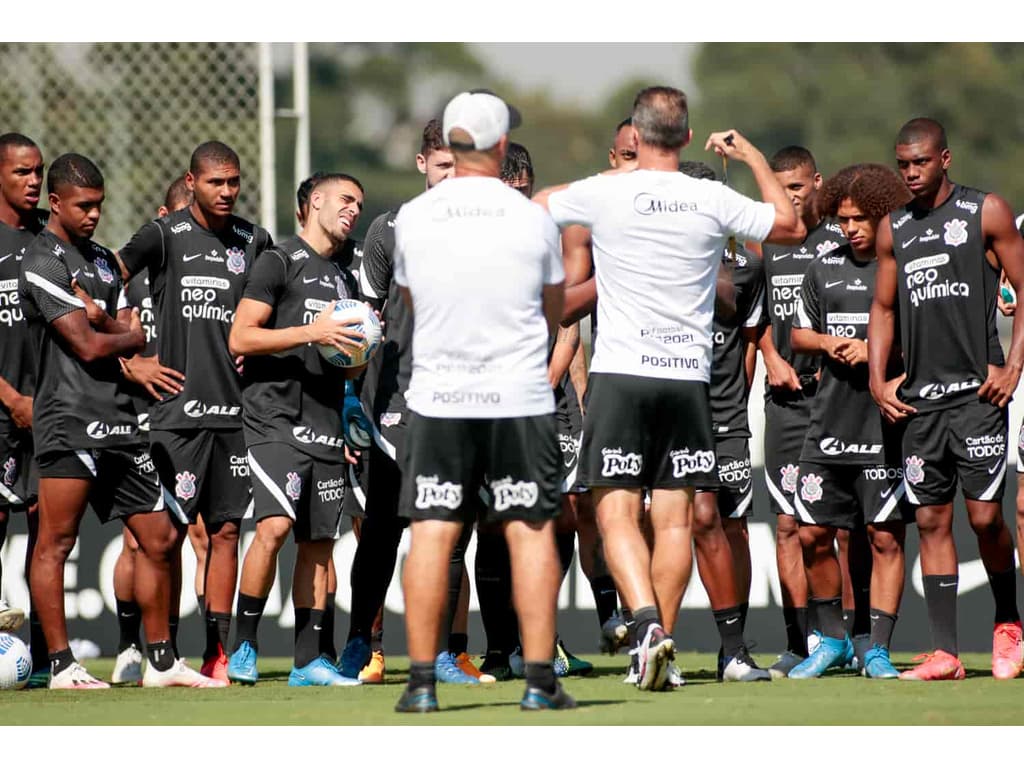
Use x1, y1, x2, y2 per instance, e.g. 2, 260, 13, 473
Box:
317, 299, 382, 368
0, 632, 31, 690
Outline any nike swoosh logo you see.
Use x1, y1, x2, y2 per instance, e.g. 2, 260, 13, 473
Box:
912, 555, 998, 597
988, 462, 1003, 475
738, 482, 752, 494
902, 237, 918, 248
303, 277, 318, 283
772, 254, 790, 262
183, 254, 202, 262
72, 269, 81, 278
938, 581, 957, 588
869, 614, 880, 621
825, 280, 844, 288
0, 254, 11, 264
313, 625, 322, 631
880, 487, 893, 499
242, 610, 260, 616
725, 617, 739, 625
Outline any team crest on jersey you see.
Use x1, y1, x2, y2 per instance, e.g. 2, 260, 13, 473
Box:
335, 275, 347, 299
225, 247, 246, 275
780, 464, 799, 494
380, 412, 402, 428
800, 473, 823, 503
905, 456, 925, 486
94, 256, 115, 284
816, 240, 841, 257
175, 471, 197, 501
944, 219, 968, 247
285, 472, 302, 501
2, 457, 16, 487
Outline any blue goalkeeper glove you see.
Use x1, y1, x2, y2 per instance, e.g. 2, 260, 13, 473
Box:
342, 380, 373, 451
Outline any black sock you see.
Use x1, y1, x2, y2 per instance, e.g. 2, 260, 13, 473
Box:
409, 660, 435, 690
49, 647, 76, 677
371, 629, 384, 653
234, 592, 268, 651
168, 615, 180, 658
713, 605, 745, 657
448, 632, 468, 657
987, 567, 1020, 624
810, 597, 845, 640
633, 605, 660, 645
869, 608, 898, 649
738, 602, 750, 635
443, 525, 471, 648
556, 531, 576, 585
348, 515, 405, 643
321, 593, 337, 659
623, 609, 637, 648
148, 640, 175, 672
589, 574, 619, 627
204, 610, 231, 660
116, 599, 142, 652
783, 605, 809, 656
29, 613, 48, 672
923, 574, 959, 656
853, 585, 871, 637
475, 529, 518, 656
524, 661, 557, 695
294, 608, 323, 669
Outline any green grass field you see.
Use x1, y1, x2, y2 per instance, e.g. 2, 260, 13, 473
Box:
1, 651, 1022, 725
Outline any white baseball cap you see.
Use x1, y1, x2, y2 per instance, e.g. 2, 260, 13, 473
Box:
442, 89, 522, 151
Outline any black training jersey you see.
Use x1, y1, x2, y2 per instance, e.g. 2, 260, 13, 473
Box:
0, 212, 47, 434
19, 229, 141, 454
710, 246, 765, 437
762, 219, 846, 393
793, 246, 901, 465
123, 273, 159, 421
358, 209, 411, 418
891, 185, 994, 412
241, 235, 356, 462
119, 207, 272, 430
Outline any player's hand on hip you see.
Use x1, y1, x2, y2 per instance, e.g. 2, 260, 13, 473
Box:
978, 363, 1020, 409
120, 355, 185, 401
871, 373, 916, 424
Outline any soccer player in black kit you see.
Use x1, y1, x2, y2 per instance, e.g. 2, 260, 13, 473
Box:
21, 154, 222, 689
229, 173, 367, 686
116, 141, 272, 684
869, 118, 1024, 681
786, 164, 913, 680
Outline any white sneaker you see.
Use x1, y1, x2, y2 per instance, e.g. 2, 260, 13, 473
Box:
622, 650, 640, 684
636, 624, 674, 691
722, 648, 772, 682
667, 663, 686, 687
49, 662, 110, 689
143, 657, 227, 688
0, 599, 25, 632
111, 644, 143, 684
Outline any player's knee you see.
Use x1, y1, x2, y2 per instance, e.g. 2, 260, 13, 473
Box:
777, 514, 799, 540
797, 525, 830, 556
868, 528, 901, 558
967, 506, 1004, 537
255, 516, 292, 550
209, 521, 240, 548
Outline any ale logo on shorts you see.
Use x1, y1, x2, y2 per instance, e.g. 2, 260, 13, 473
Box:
489, 476, 539, 512
669, 449, 716, 478
905, 455, 925, 486
2, 456, 16, 487
94, 256, 115, 284
800, 473, 824, 503
780, 464, 799, 494
175, 471, 197, 501
943, 219, 968, 247
285, 472, 302, 501
414, 474, 463, 510
601, 447, 642, 478
226, 247, 246, 275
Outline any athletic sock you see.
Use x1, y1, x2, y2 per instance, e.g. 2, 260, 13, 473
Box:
853, 585, 871, 636
623, 608, 637, 648
321, 592, 338, 659
524, 661, 557, 695
783, 605, 809, 656
370, 629, 384, 653
409, 660, 435, 690
556, 531, 576, 584
475, 528, 518, 655
712, 605, 745, 658
923, 574, 959, 656
987, 567, 1021, 624
293, 608, 323, 669
869, 608, 898, 649
738, 601, 750, 635
49, 647, 76, 677
810, 597, 845, 640
116, 599, 142, 652
348, 515, 405, 644
204, 610, 231, 660
29, 613, 48, 672
234, 592, 268, 651
168, 615, 180, 658
589, 574, 619, 627
148, 640, 175, 672
633, 605, 660, 645
448, 632, 468, 657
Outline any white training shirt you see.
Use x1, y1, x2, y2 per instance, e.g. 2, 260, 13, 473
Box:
394, 176, 564, 418
548, 170, 775, 382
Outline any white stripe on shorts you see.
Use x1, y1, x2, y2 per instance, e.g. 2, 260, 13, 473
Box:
0, 481, 22, 505
348, 465, 366, 511
162, 486, 186, 524
766, 474, 795, 516
793, 494, 816, 525
977, 458, 1006, 502
873, 480, 906, 523
75, 450, 97, 477
730, 487, 754, 518
247, 450, 296, 520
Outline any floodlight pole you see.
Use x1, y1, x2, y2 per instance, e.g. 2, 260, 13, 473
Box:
258, 42, 277, 241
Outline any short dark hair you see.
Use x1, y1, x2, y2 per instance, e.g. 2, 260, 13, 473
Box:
818, 163, 914, 221
47, 153, 104, 195
310, 173, 364, 197
420, 119, 446, 157
895, 117, 947, 151
615, 117, 633, 135
678, 160, 717, 182
164, 175, 191, 210
770, 146, 817, 174
0, 133, 39, 163
631, 87, 689, 151
189, 141, 240, 175
297, 171, 329, 217
500, 142, 534, 188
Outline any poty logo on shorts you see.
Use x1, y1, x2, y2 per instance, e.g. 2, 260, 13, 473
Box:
944, 219, 968, 247
2, 456, 16, 487
780, 464, 799, 494
86, 421, 133, 440
414, 474, 463, 510
905, 455, 925, 486
225, 247, 246, 275
175, 471, 197, 501
489, 476, 539, 512
800, 473, 824, 503
93, 256, 115, 284
170, 222, 192, 234
285, 471, 302, 501
669, 448, 716, 478
601, 447, 642, 478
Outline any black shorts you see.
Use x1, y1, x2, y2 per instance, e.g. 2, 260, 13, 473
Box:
579, 373, 716, 490
764, 393, 813, 516
696, 435, 753, 518
342, 404, 410, 521
400, 412, 560, 525
901, 401, 1007, 507
247, 442, 346, 543
150, 428, 251, 526
0, 428, 36, 512
36, 446, 166, 523
555, 399, 584, 495
792, 462, 913, 530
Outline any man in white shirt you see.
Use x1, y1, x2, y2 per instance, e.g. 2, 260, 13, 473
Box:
536, 85, 805, 691
392, 90, 573, 713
